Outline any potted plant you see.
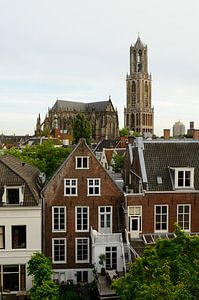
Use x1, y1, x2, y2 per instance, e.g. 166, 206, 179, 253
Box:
99, 254, 106, 275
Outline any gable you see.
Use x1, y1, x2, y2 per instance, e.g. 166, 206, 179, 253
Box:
43, 139, 123, 200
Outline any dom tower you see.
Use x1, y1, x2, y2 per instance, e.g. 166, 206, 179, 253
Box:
124, 36, 154, 135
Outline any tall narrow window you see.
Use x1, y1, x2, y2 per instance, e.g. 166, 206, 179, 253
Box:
3, 265, 19, 292
0, 226, 5, 249
76, 207, 89, 232
177, 205, 191, 231
155, 205, 168, 232
52, 207, 66, 232
106, 246, 117, 270
52, 238, 66, 263
76, 238, 89, 263
99, 206, 112, 233
12, 226, 26, 249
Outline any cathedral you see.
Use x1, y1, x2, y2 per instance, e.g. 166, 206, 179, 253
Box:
35, 97, 119, 143
35, 36, 154, 142
124, 36, 154, 135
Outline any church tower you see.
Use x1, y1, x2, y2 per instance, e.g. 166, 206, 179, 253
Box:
124, 36, 154, 135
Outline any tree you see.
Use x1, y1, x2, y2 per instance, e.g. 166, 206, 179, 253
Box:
4, 141, 71, 180
119, 128, 140, 138
112, 226, 199, 300
27, 252, 59, 300
73, 113, 91, 145
111, 153, 125, 172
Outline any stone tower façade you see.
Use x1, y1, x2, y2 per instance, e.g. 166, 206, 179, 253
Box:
124, 36, 154, 135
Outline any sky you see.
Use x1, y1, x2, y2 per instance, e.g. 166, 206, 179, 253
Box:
0, 0, 199, 136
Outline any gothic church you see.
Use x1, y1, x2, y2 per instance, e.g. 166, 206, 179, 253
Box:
124, 36, 154, 135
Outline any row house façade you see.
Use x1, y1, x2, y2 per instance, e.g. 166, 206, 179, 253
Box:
123, 138, 199, 257
0, 155, 43, 295
42, 138, 125, 284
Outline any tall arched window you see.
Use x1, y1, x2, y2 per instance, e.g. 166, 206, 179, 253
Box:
144, 82, 148, 107
132, 81, 136, 106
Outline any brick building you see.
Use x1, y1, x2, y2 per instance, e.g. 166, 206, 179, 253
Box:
123, 138, 199, 257
42, 139, 126, 284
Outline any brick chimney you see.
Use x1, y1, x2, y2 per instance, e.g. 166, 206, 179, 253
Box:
163, 129, 170, 140
193, 130, 199, 140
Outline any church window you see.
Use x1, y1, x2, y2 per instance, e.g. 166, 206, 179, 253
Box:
144, 82, 148, 106
132, 82, 136, 106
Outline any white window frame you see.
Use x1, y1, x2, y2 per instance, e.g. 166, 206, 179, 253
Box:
87, 178, 101, 196
75, 238, 89, 263
75, 206, 89, 232
98, 206, 112, 233
52, 238, 66, 264
154, 205, 168, 233
52, 206, 66, 232
177, 204, 191, 232
64, 179, 77, 196
2, 185, 24, 205
75, 156, 89, 169
172, 167, 194, 189
128, 206, 142, 233
105, 246, 117, 270
0, 226, 5, 249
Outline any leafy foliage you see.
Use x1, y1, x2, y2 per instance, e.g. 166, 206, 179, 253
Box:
27, 252, 59, 300
119, 128, 140, 137
4, 141, 71, 179
112, 227, 199, 300
73, 113, 92, 145
111, 153, 125, 172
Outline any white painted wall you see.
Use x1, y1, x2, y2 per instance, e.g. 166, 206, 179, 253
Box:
0, 206, 42, 291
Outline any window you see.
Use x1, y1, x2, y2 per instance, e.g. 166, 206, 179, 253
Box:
52, 207, 66, 232
64, 179, 77, 196
171, 168, 194, 189
76, 238, 89, 263
99, 206, 112, 233
177, 205, 191, 231
2, 186, 24, 205
76, 271, 88, 283
12, 226, 26, 249
0, 265, 25, 292
128, 206, 142, 233
76, 207, 89, 232
106, 246, 117, 270
76, 156, 89, 169
87, 179, 100, 196
0, 226, 5, 249
155, 205, 168, 232
52, 238, 66, 263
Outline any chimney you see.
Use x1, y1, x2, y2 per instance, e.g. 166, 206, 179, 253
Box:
193, 130, 199, 140
163, 129, 170, 140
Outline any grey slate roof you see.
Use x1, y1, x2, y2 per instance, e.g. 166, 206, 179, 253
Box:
52, 100, 111, 113
94, 139, 120, 152
0, 155, 42, 205
141, 140, 199, 191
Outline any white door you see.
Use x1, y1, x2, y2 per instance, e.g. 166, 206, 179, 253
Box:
130, 216, 140, 238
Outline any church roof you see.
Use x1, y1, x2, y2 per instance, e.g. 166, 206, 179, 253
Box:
52, 99, 112, 113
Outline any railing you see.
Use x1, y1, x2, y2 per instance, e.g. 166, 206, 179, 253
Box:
90, 227, 123, 244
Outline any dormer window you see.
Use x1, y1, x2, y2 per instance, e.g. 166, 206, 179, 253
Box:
171, 168, 194, 189
75, 157, 89, 169
2, 186, 24, 205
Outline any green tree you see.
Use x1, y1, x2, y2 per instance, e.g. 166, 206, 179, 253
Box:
27, 252, 59, 300
119, 128, 140, 137
4, 141, 71, 179
73, 113, 91, 145
112, 226, 199, 300
111, 153, 125, 172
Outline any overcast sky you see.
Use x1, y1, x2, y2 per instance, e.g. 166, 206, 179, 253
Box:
0, 0, 199, 136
